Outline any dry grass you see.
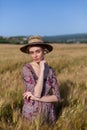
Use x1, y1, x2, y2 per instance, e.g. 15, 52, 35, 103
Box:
0, 43, 87, 130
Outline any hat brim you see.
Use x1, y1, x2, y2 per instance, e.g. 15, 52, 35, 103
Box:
20, 42, 53, 54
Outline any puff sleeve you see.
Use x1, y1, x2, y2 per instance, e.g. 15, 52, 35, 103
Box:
51, 68, 61, 101
22, 64, 35, 94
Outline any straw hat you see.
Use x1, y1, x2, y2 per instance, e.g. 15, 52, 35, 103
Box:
20, 36, 53, 54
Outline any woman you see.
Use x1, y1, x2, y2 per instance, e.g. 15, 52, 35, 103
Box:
20, 36, 61, 124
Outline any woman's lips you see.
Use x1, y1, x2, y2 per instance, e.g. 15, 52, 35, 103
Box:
34, 58, 39, 61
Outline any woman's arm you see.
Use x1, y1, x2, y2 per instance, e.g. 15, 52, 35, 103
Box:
33, 95, 58, 102
34, 68, 44, 98
33, 60, 46, 98
23, 92, 58, 102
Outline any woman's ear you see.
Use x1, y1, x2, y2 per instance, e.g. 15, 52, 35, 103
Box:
44, 49, 48, 55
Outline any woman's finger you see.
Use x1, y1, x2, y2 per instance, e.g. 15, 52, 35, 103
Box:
23, 92, 32, 100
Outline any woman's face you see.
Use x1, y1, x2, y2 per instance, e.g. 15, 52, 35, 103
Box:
29, 46, 44, 63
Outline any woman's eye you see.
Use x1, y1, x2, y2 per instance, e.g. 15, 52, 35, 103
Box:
29, 49, 41, 54
29, 51, 34, 54
36, 50, 41, 53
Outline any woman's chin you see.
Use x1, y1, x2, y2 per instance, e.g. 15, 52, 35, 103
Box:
34, 60, 40, 64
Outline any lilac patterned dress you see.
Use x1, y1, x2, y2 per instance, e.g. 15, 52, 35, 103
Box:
22, 63, 60, 124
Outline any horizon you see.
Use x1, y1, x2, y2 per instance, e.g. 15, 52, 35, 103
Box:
1, 32, 87, 37
0, 0, 87, 36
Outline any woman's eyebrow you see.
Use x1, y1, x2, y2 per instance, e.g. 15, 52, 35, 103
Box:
29, 51, 34, 53
29, 49, 41, 52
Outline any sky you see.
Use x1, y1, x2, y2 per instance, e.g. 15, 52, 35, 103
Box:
0, 0, 87, 36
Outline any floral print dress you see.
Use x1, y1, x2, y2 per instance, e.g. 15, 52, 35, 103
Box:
22, 63, 60, 124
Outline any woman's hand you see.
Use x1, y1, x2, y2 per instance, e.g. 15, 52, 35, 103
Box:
39, 60, 46, 71
23, 91, 37, 101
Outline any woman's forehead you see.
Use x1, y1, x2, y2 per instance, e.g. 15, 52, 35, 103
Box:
29, 46, 42, 51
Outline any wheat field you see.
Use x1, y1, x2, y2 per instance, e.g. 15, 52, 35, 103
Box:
0, 43, 87, 130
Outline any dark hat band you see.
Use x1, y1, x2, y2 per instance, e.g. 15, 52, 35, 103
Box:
20, 42, 53, 54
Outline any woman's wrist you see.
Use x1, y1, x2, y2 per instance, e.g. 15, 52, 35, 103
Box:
34, 94, 41, 98
34, 96, 41, 101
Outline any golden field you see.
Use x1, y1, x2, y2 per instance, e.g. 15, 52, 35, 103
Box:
0, 43, 87, 130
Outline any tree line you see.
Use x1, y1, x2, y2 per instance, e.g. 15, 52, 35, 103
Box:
0, 33, 87, 44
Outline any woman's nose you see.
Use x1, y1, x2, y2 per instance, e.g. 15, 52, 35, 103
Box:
33, 52, 37, 58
